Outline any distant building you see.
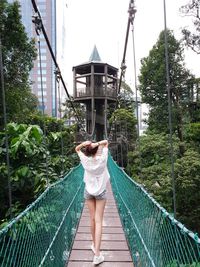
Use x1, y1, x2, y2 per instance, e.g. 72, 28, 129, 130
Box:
8, 0, 67, 117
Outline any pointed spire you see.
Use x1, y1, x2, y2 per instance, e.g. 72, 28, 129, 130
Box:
89, 45, 102, 62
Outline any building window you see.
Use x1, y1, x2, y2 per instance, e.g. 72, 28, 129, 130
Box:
38, 77, 47, 82
40, 41, 46, 47
37, 91, 47, 96
39, 5, 46, 11
38, 62, 47, 68
38, 55, 46, 61
40, 48, 47, 54
39, 97, 47, 102
37, 69, 47, 75
38, 83, 47, 89
40, 11, 46, 17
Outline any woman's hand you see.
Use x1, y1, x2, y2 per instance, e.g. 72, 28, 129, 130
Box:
90, 142, 99, 149
83, 141, 91, 146
75, 140, 91, 153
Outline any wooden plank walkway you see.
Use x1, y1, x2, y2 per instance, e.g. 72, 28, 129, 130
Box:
67, 182, 134, 266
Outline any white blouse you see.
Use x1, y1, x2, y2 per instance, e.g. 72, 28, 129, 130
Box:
78, 147, 110, 196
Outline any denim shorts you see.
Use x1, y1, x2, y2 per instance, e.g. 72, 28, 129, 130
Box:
84, 189, 107, 200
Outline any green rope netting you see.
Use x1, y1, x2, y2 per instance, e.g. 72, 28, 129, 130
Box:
1, 155, 200, 267
108, 156, 200, 267
0, 165, 84, 267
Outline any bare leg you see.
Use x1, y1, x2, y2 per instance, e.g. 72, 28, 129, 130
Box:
86, 199, 96, 246
94, 199, 106, 256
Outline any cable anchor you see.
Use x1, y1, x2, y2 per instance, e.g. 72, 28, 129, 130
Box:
32, 13, 42, 35
128, 1, 137, 24
54, 68, 61, 83
121, 62, 127, 78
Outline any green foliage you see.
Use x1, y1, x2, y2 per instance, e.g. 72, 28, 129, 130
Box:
0, 120, 77, 227
127, 132, 179, 211
26, 113, 66, 133
165, 261, 200, 267
180, 0, 200, 55
7, 123, 43, 158
139, 29, 194, 138
109, 108, 137, 167
109, 108, 137, 139
175, 150, 200, 233
118, 81, 135, 111
184, 122, 200, 144
0, 0, 38, 128
128, 130, 200, 232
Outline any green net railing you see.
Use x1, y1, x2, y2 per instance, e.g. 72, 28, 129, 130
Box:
108, 156, 200, 267
0, 165, 84, 267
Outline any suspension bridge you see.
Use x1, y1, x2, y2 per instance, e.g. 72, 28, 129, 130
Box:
0, 0, 200, 266
0, 157, 200, 266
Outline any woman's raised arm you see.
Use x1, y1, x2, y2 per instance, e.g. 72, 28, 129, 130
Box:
75, 140, 91, 153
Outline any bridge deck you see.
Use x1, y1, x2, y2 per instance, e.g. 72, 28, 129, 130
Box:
67, 182, 134, 267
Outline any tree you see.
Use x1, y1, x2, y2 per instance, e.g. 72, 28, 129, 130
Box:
175, 149, 200, 233
118, 81, 135, 111
0, 0, 38, 128
109, 108, 137, 167
180, 1, 200, 122
180, 0, 200, 54
139, 30, 194, 154
127, 132, 180, 211
0, 120, 77, 226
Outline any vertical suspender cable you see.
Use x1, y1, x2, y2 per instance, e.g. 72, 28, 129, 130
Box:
131, 25, 139, 139
163, 0, 176, 217
0, 36, 13, 218
129, 2, 143, 177
38, 34, 49, 186
109, 0, 136, 155
131, 22, 143, 178
56, 70, 64, 175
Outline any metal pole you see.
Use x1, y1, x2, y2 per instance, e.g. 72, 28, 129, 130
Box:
0, 36, 13, 218
163, 0, 176, 217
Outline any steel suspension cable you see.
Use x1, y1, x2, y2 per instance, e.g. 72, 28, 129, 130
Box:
0, 35, 13, 219
109, 0, 134, 140
163, 0, 176, 217
118, 0, 136, 94
108, 0, 136, 155
131, 25, 139, 139
31, 0, 84, 133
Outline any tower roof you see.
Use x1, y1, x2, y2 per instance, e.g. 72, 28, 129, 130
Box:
89, 45, 102, 62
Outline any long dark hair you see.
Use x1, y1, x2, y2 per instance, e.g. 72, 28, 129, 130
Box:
83, 144, 98, 157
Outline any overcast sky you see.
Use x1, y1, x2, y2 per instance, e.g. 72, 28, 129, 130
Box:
61, 0, 200, 92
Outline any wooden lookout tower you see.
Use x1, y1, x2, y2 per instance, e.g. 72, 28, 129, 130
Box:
73, 46, 118, 141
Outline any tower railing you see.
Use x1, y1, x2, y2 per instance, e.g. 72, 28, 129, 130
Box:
75, 86, 117, 98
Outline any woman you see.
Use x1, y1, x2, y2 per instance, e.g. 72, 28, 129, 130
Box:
75, 139, 109, 265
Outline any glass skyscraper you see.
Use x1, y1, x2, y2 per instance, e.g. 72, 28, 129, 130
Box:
8, 0, 67, 117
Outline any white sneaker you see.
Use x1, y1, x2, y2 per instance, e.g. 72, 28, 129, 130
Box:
93, 254, 104, 265
91, 243, 95, 254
